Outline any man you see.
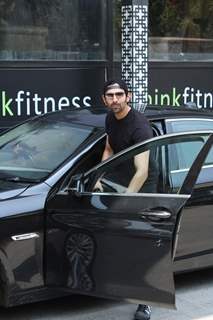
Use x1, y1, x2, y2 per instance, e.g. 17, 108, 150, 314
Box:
96, 79, 153, 320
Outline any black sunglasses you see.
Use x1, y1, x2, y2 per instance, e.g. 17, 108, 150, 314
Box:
105, 92, 125, 99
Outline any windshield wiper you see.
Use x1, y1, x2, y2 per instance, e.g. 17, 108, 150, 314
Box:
0, 172, 39, 183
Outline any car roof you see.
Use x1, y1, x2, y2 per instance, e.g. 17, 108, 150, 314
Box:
36, 106, 213, 128
145, 106, 213, 120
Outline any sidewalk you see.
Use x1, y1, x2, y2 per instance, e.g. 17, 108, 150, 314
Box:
151, 268, 213, 320
1, 267, 213, 320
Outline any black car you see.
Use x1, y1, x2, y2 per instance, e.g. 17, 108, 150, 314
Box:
0, 106, 213, 309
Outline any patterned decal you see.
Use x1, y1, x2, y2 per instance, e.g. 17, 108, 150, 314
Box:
122, 3, 148, 111
65, 232, 95, 291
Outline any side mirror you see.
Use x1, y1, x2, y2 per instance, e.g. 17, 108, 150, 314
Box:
67, 170, 100, 195
68, 173, 84, 195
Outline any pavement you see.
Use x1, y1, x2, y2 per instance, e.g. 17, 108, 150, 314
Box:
1, 268, 213, 319
151, 268, 213, 320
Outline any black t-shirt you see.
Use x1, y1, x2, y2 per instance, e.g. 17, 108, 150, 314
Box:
105, 108, 157, 192
105, 108, 153, 153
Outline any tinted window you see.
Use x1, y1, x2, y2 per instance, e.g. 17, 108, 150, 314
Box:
85, 133, 210, 194
166, 118, 213, 133
0, 118, 98, 181
166, 118, 213, 188
166, 118, 213, 165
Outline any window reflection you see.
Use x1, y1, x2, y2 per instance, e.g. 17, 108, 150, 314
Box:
0, 0, 106, 61
149, 0, 213, 61
113, 0, 213, 62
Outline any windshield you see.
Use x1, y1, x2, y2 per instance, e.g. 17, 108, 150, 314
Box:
0, 117, 98, 182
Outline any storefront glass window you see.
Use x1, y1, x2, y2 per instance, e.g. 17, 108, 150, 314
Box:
113, 0, 213, 62
0, 0, 106, 61
149, 0, 213, 61
113, 0, 122, 61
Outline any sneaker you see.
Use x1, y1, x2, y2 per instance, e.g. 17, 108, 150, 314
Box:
134, 304, 151, 320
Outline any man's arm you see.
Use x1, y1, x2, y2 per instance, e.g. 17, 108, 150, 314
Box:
126, 151, 150, 193
94, 136, 114, 191
101, 136, 114, 160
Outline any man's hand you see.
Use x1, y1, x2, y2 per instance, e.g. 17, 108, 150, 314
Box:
93, 179, 104, 192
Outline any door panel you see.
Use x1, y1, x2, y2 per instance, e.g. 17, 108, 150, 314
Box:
174, 184, 213, 272
46, 192, 188, 308
45, 132, 213, 308
166, 118, 213, 270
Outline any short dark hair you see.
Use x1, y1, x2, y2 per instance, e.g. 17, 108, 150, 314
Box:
103, 79, 129, 96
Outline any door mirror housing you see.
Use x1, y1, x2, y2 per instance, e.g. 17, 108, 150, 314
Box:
68, 173, 84, 195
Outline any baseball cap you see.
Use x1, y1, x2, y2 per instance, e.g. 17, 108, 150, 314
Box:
103, 79, 129, 95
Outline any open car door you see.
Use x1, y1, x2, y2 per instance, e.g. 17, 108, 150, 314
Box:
45, 131, 213, 308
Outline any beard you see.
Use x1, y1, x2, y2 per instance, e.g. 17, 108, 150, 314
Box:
110, 103, 127, 113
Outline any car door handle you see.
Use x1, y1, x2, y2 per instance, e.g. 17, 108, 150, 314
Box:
140, 210, 171, 220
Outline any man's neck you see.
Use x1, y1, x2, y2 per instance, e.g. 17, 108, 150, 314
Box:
115, 105, 131, 120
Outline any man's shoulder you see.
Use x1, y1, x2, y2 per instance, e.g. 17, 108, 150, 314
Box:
105, 111, 114, 129
130, 109, 153, 139
106, 111, 114, 123
131, 108, 146, 117
106, 110, 114, 119
130, 108, 149, 124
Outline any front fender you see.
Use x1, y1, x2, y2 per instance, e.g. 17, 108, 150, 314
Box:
0, 250, 15, 307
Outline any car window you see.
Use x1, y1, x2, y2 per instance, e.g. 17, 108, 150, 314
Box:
166, 118, 213, 133
166, 118, 213, 165
0, 118, 99, 182
166, 119, 213, 188
60, 138, 106, 191
84, 133, 210, 194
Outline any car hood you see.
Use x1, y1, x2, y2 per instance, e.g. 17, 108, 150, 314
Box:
0, 181, 30, 200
